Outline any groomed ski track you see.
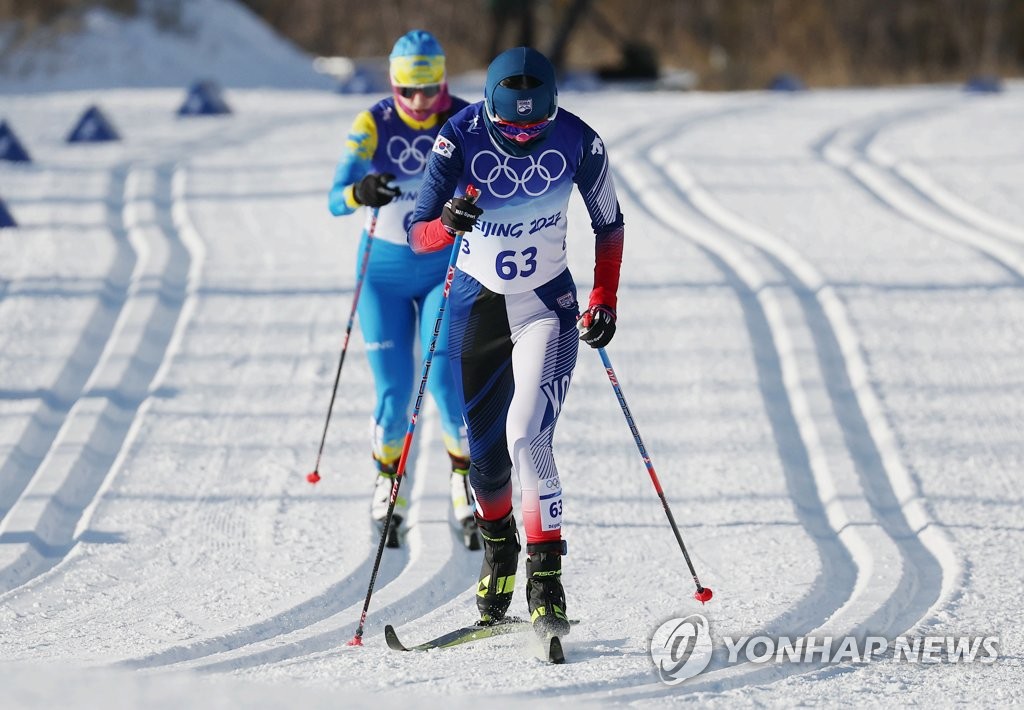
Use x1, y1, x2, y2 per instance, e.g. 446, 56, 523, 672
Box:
0, 86, 1021, 705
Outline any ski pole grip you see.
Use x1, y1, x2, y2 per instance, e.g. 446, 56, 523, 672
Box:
448, 184, 480, 240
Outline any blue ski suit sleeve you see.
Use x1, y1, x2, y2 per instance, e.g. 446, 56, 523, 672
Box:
410, 117, 465, 225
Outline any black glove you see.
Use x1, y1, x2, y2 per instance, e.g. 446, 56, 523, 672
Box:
354, 173, 400, 208
577, 305, 616, 348
441, 196, 483, 234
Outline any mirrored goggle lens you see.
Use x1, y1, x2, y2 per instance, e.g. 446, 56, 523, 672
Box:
397, 84, 441, 98
494, 118, 551, 143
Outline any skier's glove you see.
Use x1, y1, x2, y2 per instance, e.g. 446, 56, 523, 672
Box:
441, 196, 483, 234
577, 305, 616, 349
354, 173, 401, 208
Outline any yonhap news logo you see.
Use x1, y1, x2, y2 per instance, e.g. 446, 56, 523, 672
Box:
649, 615, 1000, 685
649, 614, 714, 685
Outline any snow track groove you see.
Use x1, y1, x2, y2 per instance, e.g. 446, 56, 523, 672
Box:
0, 108, 476, 672
0, 109, 336, 606
594, 98, 957, 698
616, 156, 860, 637
120, 545, 407, 669
813, 96, 1024, 627
614, 159, 877, 694
668, 103, 959, 677
0, 166, 134, 523
611, 104, 863, 652
167, 417, 480, 673
818, 101, 1024, 280
656, 159, 947, 686
0, 162, 199, 595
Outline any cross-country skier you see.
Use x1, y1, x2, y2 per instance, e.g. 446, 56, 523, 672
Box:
408, 47, 624, 637
328, 30, 479, 550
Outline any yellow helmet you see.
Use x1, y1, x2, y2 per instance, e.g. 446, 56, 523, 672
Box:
389, 30, 446, 87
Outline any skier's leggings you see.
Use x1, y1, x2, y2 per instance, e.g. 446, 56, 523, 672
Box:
356, 236, 467, 462
446, 268, 579, 544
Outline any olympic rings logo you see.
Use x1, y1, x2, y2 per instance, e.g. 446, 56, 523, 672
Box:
470, 149, 568, 198
387, 135, 435, 175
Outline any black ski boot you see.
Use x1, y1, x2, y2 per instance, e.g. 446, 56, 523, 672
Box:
526, 541, 570, 638
476, 511, 520, 624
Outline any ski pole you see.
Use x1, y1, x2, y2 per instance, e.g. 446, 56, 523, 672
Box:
348, 185, 479, 646
595, 345, 713, 604
307, 208, 379, 485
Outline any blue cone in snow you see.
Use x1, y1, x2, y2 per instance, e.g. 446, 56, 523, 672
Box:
337, 65, 386, 94
768, 73, 806, 92
964, 75, 1003, 94
0, 121, 31, 162
177, 80, 232, 116
0, 197, 15, 228
67, 106, 120, 143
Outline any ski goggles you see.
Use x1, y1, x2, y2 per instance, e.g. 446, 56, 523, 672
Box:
487, 103, 558, 144
395, 84, 441, 98
491, 116, 552, 143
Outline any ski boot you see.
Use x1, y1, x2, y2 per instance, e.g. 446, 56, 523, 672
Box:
449, 454, 480, 550
526, 541, 570, 638
371, 456, 406, 548
476, 511, 520, 624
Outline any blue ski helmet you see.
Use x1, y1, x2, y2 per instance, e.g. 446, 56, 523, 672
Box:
484, 47, 558, 151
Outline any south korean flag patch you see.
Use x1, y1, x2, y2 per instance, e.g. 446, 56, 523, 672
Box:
432, 135, 454, 159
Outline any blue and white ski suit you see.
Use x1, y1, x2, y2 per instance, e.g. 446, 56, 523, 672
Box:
408, 102, 625, 543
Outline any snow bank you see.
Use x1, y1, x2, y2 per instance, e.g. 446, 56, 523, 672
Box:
0, 0, 333, 93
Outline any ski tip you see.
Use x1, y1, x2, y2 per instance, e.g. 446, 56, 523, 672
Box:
548, 636, 565, 664
384, 624, 409, 652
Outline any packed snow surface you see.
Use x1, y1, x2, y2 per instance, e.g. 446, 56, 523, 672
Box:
1, 81, 1022, 707
0, 6, 1022, 706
